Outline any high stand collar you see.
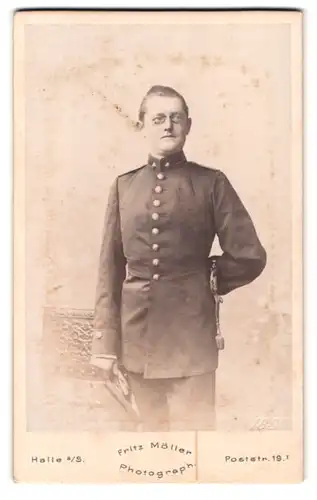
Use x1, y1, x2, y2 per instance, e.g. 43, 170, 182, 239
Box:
148, 151, 187, 170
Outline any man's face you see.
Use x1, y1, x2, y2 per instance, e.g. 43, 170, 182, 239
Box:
142, 95, 192, 157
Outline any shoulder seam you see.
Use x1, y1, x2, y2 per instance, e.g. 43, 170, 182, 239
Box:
118, 164, 146, 177
188, 161, 221, 175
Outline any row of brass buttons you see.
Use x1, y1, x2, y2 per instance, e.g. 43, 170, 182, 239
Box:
152, 171, 165, 280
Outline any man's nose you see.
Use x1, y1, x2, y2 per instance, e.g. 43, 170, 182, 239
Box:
164, 116, 173, 130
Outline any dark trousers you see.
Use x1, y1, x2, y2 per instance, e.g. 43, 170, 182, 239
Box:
128, 371, 216, 431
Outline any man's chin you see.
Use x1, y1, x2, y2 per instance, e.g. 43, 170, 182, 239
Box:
159, 141, 181, 155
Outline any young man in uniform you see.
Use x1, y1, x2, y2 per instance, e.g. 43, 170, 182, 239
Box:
90, 85, 267, 431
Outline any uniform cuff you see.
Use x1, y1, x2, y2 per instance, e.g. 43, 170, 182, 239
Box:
90, 328, 118, 357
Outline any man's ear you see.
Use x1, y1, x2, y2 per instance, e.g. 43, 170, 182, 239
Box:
186, 117, 192, 135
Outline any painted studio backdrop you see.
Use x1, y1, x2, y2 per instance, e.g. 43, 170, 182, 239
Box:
24, 20, 292, 431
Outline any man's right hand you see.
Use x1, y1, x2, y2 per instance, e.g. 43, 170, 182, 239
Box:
90, 355, 116, 376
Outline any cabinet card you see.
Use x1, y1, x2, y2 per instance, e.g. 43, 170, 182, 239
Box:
13, 9, 303, 484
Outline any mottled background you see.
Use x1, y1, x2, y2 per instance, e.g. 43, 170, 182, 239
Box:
25, 21, 292, 431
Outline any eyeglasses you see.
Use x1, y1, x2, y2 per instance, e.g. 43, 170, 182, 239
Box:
151, 113, 186, 125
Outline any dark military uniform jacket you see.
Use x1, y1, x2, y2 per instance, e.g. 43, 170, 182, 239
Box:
91, 151, 266, 379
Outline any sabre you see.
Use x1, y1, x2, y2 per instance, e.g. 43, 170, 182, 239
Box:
210, 258, 225, 350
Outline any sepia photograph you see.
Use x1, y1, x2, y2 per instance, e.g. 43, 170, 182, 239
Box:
14, 9, 303, 483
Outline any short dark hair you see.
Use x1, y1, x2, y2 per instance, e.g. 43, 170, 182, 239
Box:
138, 85, 189, 123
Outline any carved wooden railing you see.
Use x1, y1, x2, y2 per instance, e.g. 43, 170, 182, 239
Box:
42, 306, 104, 381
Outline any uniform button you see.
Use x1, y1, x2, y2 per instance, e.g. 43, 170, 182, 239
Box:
152, 243, 159, 251
153, 274, 160, 280
151, 213, 159, 221
165, 162, 170, 167
154, 185, 163, 194
94, 331, 103, 340
152, 258, 160, 266
157, 173, 165, 180
153, 199, 161, 207
152, 228, 159, 235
